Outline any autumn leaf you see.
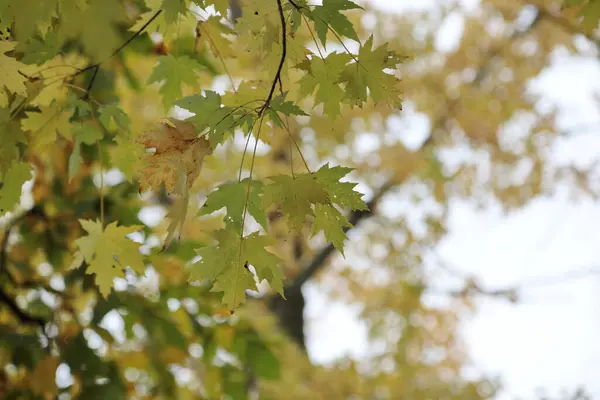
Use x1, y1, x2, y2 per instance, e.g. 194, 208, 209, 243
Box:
30, 355, 59, 396
21, 102, 73, 149
74, 219, 145, 298
0, 41, 28, 106
340, 35, 406, 108
137, 119, 212, 194
196, 16, 235, 59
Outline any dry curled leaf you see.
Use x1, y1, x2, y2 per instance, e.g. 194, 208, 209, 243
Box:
137, 118, 212, 194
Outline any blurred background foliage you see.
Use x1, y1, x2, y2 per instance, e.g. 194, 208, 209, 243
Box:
0, 0, 598, 398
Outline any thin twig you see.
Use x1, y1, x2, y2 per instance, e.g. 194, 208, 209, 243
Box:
74, 9, 163, 96
259, 0, 288, 116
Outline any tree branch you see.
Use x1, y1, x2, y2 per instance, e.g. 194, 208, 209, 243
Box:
259, 0, 287, 115
75, 9, 163, 97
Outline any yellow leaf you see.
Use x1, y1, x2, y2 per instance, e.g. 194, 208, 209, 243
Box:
0, 41, 27, 106
196, 16, 235, 59
21, 102, 73, 150
74, 220, 145, 298
159, 346, 188, 364
30, 355, 59, 396
23, 54, 88, 106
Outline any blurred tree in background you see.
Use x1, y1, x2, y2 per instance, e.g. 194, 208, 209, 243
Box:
0, 0, 597, 398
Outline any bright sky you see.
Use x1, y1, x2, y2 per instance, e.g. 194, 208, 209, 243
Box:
305, 1, 600, 399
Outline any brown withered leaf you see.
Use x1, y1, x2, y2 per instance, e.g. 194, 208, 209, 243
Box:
137, 119, 212, 194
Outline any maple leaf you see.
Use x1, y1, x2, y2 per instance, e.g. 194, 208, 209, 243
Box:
98, 103, 131, 133
297, 52, 352, 118
192, 0, 230, 16
313, 163, 368, 210
0, 108, 24, 175
21, 102, 73, 149
161, 0, 187, 23
110, 135, 145, 182
305, 0, 362, 48
74, 219, 145, 298
312, 203, 351, 255
19, 31, 61, 65
174, 91, 244, 147
24, 53, 87, 106
0, 0, 58, 40
137, 119, 213, 193
199, 179, 267, 230
131, 0, 198, 41
148, 55, 205, 108
190, 229, 283, 309
0, 161, 31, 215
196, 16, 235, 59
0, 41, 27, 106
263, 173, 330, 231
60, 0, 121, 62
72, 121, 103, 145
341, 36, 406, 109
266, 93, 308, 128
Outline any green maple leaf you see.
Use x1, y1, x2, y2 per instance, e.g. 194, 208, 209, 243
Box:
0, 0, 58, 41
148, 55, 205, 108
0, 161, 31, 215
313, 163, 368, 210
297, 52, 352, 118
61, 0, 121, 62
305, 0, 362, 48
98, 103, 130, 133
0, 41, 28, 105
192, 0, 230, 16
190, 229, 284, 309
263, 173, 330, 231
196, 15, 235, 59
72, 121, 103, 145
312, 203, 351, 255
200, 179, 268, 230
75, 219, 145, 298
21, 103, 73, 149
267, 93, 308, 127
161, 0, 187, 23
175, 91, 242, 147
0, 108, 24, 174
341, 36, 406, 108
19, 31, 61, 65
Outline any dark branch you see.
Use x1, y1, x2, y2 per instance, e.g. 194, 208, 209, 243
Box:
259, 0, 287, 115
0, 288, 47, 328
